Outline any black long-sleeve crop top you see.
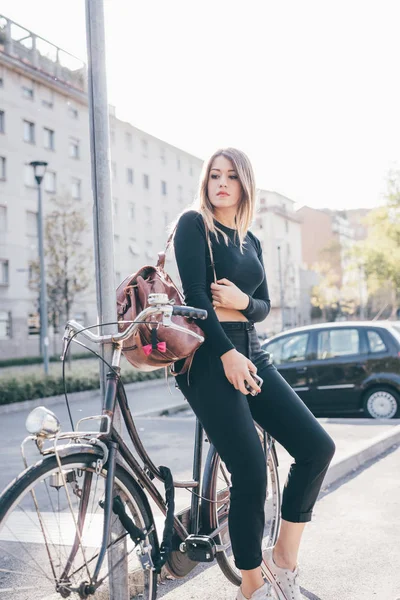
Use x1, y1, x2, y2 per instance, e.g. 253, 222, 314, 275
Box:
173, 210, 271, 357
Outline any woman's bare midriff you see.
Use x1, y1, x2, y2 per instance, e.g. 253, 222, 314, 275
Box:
215, 306, 249, 322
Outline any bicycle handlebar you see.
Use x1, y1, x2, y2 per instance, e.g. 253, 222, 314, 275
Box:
61, 293, 207, 360
171, 305, 207, 320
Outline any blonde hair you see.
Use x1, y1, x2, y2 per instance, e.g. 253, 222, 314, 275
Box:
169, 147, 257, 253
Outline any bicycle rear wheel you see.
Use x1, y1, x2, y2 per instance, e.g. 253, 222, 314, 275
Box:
206, 425, 281, 586
0, 453, 158, 599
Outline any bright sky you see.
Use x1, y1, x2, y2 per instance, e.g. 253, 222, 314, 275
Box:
2, 0, 400, 210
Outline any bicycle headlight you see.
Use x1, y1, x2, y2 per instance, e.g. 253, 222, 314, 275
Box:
25, 406, 61, 436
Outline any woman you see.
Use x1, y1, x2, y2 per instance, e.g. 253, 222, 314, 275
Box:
172, 148, 336, 600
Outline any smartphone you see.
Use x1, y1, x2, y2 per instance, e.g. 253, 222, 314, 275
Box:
244, 373, 263, 396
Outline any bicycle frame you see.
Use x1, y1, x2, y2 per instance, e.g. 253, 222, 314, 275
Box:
67, 359, 208, 583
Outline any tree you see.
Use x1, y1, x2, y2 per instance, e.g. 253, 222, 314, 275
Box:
30, 195, 93, 343
350, 168, 400, 318
310, 240, 343, 321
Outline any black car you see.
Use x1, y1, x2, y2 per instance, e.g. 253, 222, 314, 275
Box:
261, 321, 400, 419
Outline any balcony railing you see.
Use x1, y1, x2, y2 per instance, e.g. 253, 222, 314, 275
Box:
0, 14, 86, 92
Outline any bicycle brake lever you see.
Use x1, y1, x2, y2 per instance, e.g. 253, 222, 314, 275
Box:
60, 327, 73, 362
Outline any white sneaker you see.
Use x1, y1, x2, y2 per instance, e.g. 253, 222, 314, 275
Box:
261, 547, 302, 600
236, 581, 274, 600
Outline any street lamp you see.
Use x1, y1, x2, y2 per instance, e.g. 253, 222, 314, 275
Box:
30, 160, 49, 375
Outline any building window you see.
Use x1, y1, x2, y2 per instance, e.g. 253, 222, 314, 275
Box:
69, 137, 80, 159
113, 198, 118, 217
145, 240, 154, 259
67, 103, 78, 119
114, 234, 120, 251
0, 206, 6, 232
129, 238, 141, 256
110, 129, 116, 145
0, 77, 3, 88
28, 312, 40, 336
28, 262, 36, 288
160, 147, 166, 164
0, 259, 9, 285
177, 156, 181, 171
0, 311, 12, 339
127, 168, 134, 184
285, 219, 289, 233
177, 185, 183, 202
43, 127, 55, 150
143, 174, 149, 189
144, 206, 152, 225
71, 178, 82, 200
189, 163, 193, 176
260, 197, 266, 206
125, 131, 133, 151
111, 162, 117, 181
26, 211, 38, 237
129, 203, 135, 220
22, 85, 34, 99
161, 180, 167, 195
24, 164, 36, 187
0, 156, 6, 181
141, 139, 148, 157
41, 89, 54, 109
23, 120, 35, 144
44, 171, 56, 193
0, 111, 4, 134
163, 211, 169, 227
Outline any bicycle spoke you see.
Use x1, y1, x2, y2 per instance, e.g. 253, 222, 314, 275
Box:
1, 526, 55, 583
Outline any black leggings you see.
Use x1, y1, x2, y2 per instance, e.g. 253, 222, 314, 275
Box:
175, 321, 336, 571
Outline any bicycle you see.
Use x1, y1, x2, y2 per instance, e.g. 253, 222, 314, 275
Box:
0, 292, 281, 599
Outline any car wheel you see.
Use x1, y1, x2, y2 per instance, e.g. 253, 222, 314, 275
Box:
363, 387, 400, 419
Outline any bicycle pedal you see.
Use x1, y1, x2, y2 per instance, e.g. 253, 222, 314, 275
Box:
183, 535, 216, 562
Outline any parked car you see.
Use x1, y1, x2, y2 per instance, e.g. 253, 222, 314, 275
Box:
261, 321, 400, 419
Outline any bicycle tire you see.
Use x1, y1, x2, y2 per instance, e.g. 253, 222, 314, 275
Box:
0, 452, 158, 599
204, 424, 281, 586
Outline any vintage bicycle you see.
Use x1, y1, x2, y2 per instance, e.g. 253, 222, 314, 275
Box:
0, 293, 281, 599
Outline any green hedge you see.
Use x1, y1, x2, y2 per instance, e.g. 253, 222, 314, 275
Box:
0, 352, 93, 368
0, 368, 168, 406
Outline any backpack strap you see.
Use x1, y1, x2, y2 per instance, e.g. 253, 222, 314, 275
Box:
159, 218, 217, 282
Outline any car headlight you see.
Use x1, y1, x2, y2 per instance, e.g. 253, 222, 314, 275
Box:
25, 406, 61, 437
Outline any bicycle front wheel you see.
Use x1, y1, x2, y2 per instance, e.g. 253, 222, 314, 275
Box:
207, 425, 281, 586
0, 453, 158, 599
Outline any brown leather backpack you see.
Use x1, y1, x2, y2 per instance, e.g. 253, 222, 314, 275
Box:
116, 226, 215, 379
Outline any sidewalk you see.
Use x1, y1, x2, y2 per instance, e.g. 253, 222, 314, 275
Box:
155, 445, 400, 600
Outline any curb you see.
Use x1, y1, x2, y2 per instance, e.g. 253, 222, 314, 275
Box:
323, 423, 400, 488
0, 377, 174, 416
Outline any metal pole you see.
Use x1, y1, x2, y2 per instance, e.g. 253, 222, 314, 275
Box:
277, 245, 285, 331
85, 1, 129, 597
37, 181, 49, 375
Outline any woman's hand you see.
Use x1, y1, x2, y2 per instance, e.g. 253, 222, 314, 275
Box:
211, 278, 249, 310
219, 349, 261, 395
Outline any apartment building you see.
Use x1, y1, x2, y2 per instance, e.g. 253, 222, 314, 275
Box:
0, 15, 203, 359
252, 191, 304, 335
297, 205, 356, 286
